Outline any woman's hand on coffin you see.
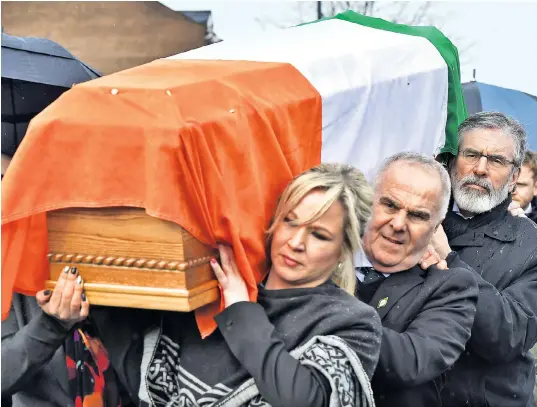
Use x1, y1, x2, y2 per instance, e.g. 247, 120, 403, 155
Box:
211, 245, 250, 307
419, 245, 448, 270
36, 266, 89, 328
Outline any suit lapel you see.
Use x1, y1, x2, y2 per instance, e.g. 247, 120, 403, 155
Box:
369, 266, 425, 320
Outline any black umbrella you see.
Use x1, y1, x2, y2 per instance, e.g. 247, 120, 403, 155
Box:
1, 33, 101, 157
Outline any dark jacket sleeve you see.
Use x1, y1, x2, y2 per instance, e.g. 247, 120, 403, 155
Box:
457, 253, 537, 363
215, 301, 331, 407
1, 305, 71, 397
375, 267, 478, 388
90, 306, 159, 405
335, 303, 382, 379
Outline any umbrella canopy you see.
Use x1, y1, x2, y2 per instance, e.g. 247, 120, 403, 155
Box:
462, 81, 537, 150
1, 80, 67, 156
1, 33, 100, 157
1, 33, 100, 87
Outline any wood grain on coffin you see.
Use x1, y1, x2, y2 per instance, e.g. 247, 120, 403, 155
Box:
45, 280, 220, 312
46, 207, 219, 311
47, 207, 209, 261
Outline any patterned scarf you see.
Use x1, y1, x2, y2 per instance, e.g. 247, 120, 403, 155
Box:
64, 322, 123, 407
141, 330, 375, 407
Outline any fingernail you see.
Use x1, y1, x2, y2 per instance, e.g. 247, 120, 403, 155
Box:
70, 267, 77, 274
43, 290, 51, 296
63, 266, 70, 274
210, 258, 217, 264
76, 275, 83, 285
81, 292, 86, 301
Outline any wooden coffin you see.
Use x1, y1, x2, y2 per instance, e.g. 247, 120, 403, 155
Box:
45, 207, 219, 311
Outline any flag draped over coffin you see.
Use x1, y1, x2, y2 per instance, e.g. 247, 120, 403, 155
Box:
1, 11, 467, 337
172, 11, 468, 180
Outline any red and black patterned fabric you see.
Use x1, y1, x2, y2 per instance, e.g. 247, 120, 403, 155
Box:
65, 323, 122, 407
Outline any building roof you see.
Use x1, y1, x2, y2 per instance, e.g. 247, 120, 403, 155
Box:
157, 4, 221, 43
180, 10, 212, 26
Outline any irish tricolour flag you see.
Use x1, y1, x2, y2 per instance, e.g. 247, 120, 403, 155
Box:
171, 10, 468, 180
1, 12, 466, 337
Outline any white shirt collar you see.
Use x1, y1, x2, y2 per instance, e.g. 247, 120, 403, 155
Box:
452, 201, 474, 219
354, 249, 391, 280
524, 202, 532, 214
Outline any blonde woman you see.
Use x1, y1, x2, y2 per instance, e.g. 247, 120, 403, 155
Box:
139, 163, 381, 407
3, 163, 381, 407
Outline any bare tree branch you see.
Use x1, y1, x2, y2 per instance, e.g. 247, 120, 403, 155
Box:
410, 2, 431, 25
392, 2, 410, 24
254, 1, 473, 63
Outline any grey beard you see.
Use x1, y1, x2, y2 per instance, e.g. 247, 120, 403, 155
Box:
451, 173, 510, 214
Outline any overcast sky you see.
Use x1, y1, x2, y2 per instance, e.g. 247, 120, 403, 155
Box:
161, 1, 537, 96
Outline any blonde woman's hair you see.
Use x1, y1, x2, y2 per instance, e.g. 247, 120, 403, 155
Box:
266, 163, 373, 295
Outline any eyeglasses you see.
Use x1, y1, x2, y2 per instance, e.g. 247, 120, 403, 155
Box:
458, 149, 515, 170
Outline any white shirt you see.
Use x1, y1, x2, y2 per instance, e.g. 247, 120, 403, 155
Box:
354, 249, 390, 281
452, 201, 474, 219
524, 202, 532, 214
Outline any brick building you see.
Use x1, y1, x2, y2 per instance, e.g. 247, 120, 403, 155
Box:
1, 1, 220, 74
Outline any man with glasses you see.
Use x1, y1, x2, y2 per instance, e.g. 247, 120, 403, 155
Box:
430, 112, 537, 407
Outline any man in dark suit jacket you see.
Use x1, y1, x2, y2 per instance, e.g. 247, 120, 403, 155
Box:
530, 196, 537, 223
514, 151, 537, 404
431, 112, 537, 407
355, 152, 479, 407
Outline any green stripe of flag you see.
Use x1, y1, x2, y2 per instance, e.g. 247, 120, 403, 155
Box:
304, 10, 468, 155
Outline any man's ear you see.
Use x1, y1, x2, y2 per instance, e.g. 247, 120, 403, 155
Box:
509, 167, 521, 192
434, 218, 445, 232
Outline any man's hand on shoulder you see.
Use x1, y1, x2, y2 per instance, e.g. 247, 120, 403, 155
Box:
420, 245, 448, 270
508, 200, 527, 218
420, 224, 452, 270
431, 224, 452, 260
